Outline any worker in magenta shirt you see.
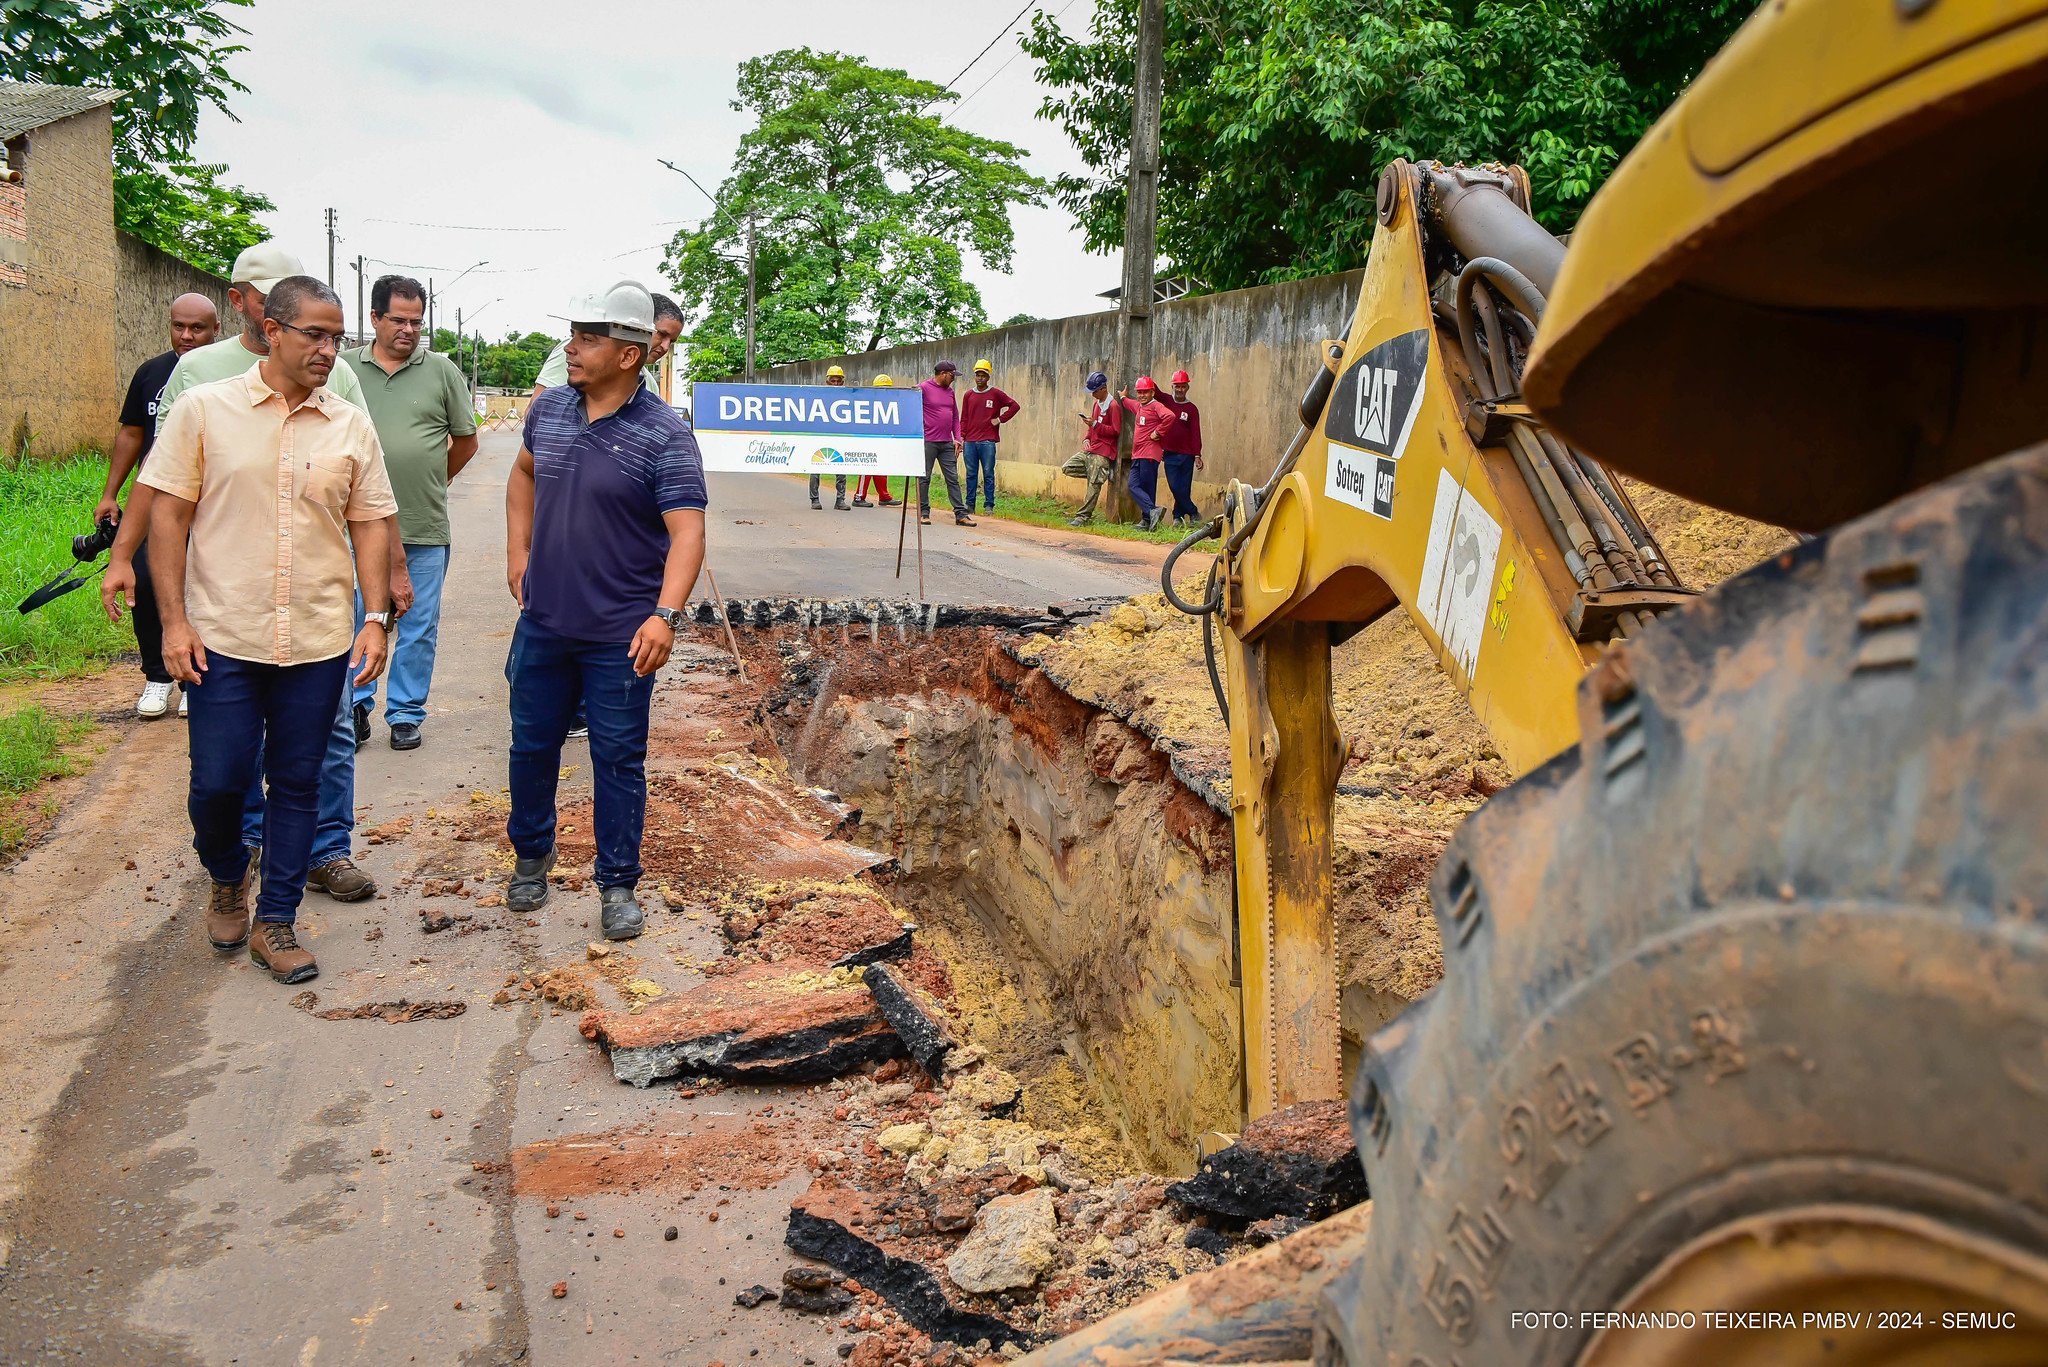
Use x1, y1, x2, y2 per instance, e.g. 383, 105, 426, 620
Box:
1122, 375, 1177, 531
916, 361, 975, 526
1160, 368, 1204, 526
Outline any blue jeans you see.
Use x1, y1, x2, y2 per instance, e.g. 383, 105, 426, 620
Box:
1163, 452, 1200, 519
186, 651, 349, 923
238, 677, 355, 866
962, 441, 998, 510
1128, 458, 1161, 520
354, 544, 449, 727
505, 616, 657, 888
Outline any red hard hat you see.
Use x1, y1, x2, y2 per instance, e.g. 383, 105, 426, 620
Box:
1171, 370, 1190, 384
1135, 375, 1156, 391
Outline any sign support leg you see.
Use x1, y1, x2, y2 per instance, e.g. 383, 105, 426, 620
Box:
700, 552, 747, 683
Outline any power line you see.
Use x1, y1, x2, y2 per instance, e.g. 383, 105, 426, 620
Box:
363, 217, 570, 233
947, 0, 1083, 122
929, 0, 1041, 105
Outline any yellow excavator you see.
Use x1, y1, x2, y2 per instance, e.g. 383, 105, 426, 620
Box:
1030, 0, 2048, 1361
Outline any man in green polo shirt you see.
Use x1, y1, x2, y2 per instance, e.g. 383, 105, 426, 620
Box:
341, 275, 479, 753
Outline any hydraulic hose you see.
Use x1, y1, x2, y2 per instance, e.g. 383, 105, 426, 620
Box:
1162, 516, 1227, 614
1201, 557, 1229, 726
1456, 256, 1547, 330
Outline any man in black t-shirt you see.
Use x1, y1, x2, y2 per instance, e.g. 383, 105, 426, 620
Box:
97, 292, 221, 717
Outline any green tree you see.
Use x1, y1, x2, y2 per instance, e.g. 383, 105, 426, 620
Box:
1, 0, 270, 273
665, 48, 1045, 382
1022, 0, 1753, 291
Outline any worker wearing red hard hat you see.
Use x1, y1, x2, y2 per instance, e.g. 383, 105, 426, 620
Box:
1121, 375, 1177, 531
1160, 368, 1204, 527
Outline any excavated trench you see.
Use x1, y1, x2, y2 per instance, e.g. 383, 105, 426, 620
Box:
698, 597, 1388, 1179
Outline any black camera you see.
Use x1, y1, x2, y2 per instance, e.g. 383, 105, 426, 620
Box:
73, 516, 118, 562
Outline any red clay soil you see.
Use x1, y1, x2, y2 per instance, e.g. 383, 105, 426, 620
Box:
1238, 1098, 1352, 1164
512, 1114, 830, 1198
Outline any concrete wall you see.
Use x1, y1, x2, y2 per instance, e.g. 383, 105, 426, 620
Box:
0, 105, 117, 458
756, 270, 1364, 514
115, 231, 237, 391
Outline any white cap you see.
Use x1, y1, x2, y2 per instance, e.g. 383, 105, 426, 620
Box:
229, 242, 305, 293
554, 279, 655, 346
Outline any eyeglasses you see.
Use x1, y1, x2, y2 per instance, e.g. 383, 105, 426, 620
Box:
278, 321, 345, 352
381, 316, 426, 331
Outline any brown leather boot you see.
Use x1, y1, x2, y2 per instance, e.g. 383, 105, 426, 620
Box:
305, 856, 376, 901
206, 876, 250, 950
249, 920, 318, 984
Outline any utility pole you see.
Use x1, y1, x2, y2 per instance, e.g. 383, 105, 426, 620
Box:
352, 254, 364, 346
456, 307, 463, 384
1111, 0, 1166, 522
325, 207, 337, 287
427, 278, 435, 347
744, 212, 757, 382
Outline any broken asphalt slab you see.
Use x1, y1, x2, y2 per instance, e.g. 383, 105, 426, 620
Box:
1165, 1099, 1367, 1226
578, 961, 906, 1087
786, 1181, 1030, 1349
862, 961, 956, 1077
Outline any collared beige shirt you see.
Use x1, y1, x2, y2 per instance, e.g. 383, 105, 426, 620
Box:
139, 365, 398, 666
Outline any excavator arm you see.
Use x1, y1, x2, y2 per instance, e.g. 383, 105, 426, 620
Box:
1183, 160, 1693, 1118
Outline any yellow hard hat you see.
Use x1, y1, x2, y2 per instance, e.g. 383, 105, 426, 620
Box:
973, 358, 991, 373
826, 365, 844, 378
873, 374, 893, 387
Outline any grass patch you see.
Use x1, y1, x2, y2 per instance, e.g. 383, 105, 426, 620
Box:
0, 703, 92, 796
0, 448, 133, 682
979, 489, 1221, 549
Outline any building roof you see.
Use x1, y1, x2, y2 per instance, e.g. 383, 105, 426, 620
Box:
0, 82, 120, 143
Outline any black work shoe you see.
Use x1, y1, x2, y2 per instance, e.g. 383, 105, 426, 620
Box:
835, 497, 850, 510
507, 848, 556, 913
600, 885, 644, 941
352, 701, 371, 749
810, 496, 822, 510
851, 497, 872, 507
389, 721, 421, 750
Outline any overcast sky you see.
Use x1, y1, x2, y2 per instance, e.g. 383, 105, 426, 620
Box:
188, 0, 1114, 347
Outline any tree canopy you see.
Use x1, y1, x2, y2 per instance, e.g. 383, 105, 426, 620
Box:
1022, 0, 1753, 292
2, 0, 271, 274
665, 48, 1045, 382
433, 328, 560, 391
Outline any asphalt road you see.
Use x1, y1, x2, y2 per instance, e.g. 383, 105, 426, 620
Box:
0, 428, 1150, 1365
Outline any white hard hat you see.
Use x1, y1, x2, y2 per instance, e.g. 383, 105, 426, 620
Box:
554, 279, 655, 345
229, 241, 304, 292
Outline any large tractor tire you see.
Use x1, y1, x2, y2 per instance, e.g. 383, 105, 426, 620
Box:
1330, 447, 2048, 1366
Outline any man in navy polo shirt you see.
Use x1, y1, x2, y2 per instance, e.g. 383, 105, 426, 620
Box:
503, 280, 707, 940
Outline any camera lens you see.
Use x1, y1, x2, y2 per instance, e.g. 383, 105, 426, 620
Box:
73, 517, 118, 562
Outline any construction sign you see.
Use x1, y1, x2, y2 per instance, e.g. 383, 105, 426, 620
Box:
692, 382, 927, 477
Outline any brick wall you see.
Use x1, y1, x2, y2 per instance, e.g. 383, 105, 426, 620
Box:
0, 105, 117, 458
115, 231, 238, 391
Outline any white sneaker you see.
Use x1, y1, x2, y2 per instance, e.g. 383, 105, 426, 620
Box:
178, 687, 188, 718
137, 681, 174, 718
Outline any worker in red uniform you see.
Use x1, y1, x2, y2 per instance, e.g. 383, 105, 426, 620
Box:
959, 359, 1020, 513
1122, 375, 1177, 531
1160, 369, 1204, 527
850, 374, 899, 507
1067, 371, 1122, 525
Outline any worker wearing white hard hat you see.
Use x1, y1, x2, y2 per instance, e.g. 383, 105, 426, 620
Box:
531, 282, 684, 398
504, 280, 709, 944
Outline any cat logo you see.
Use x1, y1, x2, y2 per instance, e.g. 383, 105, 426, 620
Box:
1324, 328, 1430, 520
1354, 366, 1399, 445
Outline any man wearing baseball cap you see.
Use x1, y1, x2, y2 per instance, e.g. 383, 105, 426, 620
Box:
503, 280, 708, 941
810, 365, 849, 510
1160, 369, 1205, 526
916, 361, 975, 526
959, 359, 1020, 515
1065, 370, 1122, 526
156, 243, 368, 416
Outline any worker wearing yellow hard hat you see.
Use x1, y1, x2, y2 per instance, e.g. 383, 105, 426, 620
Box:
811, 361, 851, 509
852, 373, 899, 507
961, 358, 1017, 515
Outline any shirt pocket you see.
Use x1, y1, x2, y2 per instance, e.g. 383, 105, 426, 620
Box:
300, 456, 353, 510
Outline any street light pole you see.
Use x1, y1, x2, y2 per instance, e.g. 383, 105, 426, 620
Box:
326, 207, 337, 287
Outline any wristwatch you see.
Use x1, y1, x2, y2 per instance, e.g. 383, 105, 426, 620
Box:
363, 611, 392, 630
654, 606, 686, 630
